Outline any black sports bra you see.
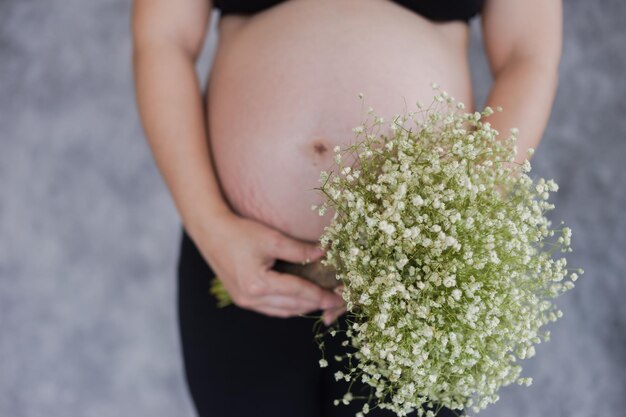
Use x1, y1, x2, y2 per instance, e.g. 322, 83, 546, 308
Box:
214, 0, 485, 24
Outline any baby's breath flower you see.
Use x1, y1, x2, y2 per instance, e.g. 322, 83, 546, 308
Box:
313, 84, 582, 417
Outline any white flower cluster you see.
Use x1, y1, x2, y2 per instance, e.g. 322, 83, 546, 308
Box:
313, 86, 582, 416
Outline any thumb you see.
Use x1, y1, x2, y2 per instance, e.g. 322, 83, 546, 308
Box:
271, 233, 326, 264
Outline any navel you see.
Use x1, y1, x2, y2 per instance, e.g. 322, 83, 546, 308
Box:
312, 141, 328, 154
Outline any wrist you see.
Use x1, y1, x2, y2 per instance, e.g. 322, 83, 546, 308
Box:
182, 202, 237, 247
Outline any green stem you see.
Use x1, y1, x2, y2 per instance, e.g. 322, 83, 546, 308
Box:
209, 276, 233, 308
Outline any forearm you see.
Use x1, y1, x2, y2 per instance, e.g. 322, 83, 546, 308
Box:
132, 44, 233, 235
483, 58, 559, 164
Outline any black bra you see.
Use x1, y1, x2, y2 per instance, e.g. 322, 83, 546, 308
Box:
214, 0, 485, 24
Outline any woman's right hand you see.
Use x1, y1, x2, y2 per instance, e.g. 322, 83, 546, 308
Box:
187, 212, 346, 318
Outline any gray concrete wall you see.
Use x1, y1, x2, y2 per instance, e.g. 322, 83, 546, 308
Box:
1, 1, 624, 416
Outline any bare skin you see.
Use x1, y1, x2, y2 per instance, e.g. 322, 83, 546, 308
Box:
131, 0, 562, 325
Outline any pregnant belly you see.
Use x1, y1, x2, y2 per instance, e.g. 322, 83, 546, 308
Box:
207, 0, 476, 243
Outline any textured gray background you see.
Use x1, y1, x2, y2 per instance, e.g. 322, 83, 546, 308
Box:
1, 1, 625, 416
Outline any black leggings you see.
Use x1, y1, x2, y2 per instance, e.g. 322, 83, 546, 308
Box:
176, 227, 463, 417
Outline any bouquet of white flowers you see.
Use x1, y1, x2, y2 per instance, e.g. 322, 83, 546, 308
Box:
312, 83, 582, 417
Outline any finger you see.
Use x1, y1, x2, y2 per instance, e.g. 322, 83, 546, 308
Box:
270, 232, 325, 265
250, 300, 321, 318
251, 293, 322, 313
333, 284, 345, 296
263, 269, 344, 309
323, 308, 344, 326
252, 305, 303, 319
323, 305, 348, 326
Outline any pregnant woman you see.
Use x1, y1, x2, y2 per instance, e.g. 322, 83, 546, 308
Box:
131, 0, 562, 416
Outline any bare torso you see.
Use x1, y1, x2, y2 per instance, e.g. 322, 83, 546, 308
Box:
207, 0, 476, 244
